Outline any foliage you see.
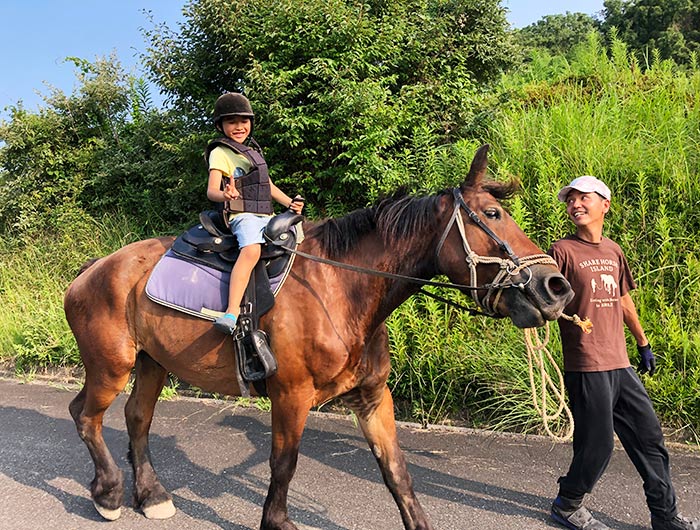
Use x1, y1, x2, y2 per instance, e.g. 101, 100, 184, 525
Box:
514, 12, 602, 58
143, 0, 516, 215
601, 0, 700, 65
0, 56, 207, 236
0, 56, 136, 233
482, 33, 700, 439
516, 1, 700, 68
0, 214, 157, 372
1, 3, 700, 440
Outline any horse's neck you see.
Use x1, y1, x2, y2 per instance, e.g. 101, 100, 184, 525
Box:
353, 234, 435, 319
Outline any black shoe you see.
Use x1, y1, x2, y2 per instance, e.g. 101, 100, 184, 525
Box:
652, 514, 700, 530
551, 499, 611, 530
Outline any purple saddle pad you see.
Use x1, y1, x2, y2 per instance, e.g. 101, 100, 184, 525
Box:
145, 250, 229, 320
145, 249, 292, 320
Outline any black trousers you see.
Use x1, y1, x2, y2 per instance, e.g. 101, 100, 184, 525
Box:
557, 367, 677, 519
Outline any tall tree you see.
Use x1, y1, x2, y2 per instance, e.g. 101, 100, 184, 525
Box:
0, 56, 130, 233
515, 12, 602, 57
0, 56, 201, 234
143, 0, 515, 213
602, 0, 700, 64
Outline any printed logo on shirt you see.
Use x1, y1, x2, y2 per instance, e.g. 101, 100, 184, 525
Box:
578, 258, 615, 273
579, 259, 619, 309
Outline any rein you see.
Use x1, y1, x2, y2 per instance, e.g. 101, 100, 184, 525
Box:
268, 188, 557, 318
269, 244, 492, 317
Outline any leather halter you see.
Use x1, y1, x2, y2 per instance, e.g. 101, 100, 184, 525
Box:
435, 188, 557, 316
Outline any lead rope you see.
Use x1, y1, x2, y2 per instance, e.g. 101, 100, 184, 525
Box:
450, 209, 582, 440
524, 314, 593, 441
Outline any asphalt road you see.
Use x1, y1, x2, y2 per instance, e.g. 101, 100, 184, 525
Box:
0, 377, 697, 530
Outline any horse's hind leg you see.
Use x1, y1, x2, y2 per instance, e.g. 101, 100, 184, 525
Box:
69, 373, 131, 521
125, 352, 175, 519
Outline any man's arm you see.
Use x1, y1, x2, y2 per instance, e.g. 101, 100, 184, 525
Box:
621, 292, 648, 347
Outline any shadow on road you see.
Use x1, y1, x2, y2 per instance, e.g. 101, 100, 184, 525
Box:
0, 402, 651, 530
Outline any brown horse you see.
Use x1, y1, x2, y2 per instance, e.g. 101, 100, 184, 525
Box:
64, 145, 573, 530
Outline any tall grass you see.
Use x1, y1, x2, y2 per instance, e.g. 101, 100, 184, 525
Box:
387, 295, 572, 436
0, 213, 157, 372
388, 35, 700, 441
486, 35, 700, 439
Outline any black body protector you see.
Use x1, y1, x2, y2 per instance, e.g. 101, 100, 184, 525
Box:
205, 137, 273, 215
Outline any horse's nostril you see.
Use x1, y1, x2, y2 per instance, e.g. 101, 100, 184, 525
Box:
546, 274, 571, 297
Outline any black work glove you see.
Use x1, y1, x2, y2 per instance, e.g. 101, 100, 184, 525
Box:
637, 343, 656, 376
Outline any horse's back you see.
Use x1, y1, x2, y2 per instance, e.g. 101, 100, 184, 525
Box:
64, 237, 173, 334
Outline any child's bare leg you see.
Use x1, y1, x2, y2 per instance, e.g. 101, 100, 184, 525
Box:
226, 244, 261, 316
214, 243, 262, 333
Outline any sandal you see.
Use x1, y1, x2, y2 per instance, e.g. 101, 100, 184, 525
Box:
551, 501, 611, 530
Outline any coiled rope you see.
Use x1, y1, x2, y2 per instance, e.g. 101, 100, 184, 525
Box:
524, 314, 592, 442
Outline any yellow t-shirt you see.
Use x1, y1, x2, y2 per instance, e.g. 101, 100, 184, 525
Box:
208, 145, 253, 177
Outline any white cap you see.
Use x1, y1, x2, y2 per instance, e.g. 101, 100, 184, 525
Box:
557, 175, 611, 202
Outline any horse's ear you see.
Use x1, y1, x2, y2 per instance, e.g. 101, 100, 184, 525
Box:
461, 144, 490, 191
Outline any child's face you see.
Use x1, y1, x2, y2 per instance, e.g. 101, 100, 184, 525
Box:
565, 190, 610, 228
221, 116, 251, 143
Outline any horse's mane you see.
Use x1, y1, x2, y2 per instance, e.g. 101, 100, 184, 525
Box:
481, 180, 519, 201
307, 179, 518, 259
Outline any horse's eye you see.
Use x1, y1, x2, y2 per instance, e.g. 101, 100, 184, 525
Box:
484, 207, 501, 220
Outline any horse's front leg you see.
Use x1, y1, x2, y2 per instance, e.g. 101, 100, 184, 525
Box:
346, 385, 435, 530
125, 352, 176, 519
260, 391, 311, 530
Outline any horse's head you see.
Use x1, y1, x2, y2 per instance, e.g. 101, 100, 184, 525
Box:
436, 144, 573, 328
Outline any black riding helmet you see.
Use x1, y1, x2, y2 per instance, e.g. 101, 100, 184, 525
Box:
212, 92, 255, 136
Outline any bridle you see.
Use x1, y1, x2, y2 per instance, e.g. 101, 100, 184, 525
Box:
434, 188, 558, 315
270, 188, 557, 317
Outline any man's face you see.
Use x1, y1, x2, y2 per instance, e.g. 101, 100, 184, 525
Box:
565, 190, 610, 227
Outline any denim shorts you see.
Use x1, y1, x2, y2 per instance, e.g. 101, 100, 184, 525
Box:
229, 213, 272, 247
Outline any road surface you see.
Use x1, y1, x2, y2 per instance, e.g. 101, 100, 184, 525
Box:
0, 377, 697, 530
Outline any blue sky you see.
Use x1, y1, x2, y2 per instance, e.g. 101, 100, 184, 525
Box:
0, 1, 605, 121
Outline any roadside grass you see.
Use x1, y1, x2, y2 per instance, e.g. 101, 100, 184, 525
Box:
0, 213, 156, 371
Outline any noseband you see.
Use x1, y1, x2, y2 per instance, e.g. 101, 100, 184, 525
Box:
435, 188, 557, 316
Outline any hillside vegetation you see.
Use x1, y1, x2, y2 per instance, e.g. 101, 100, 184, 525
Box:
388, 36, 700, 440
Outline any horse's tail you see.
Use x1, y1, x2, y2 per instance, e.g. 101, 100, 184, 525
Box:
76, 258, 101, 277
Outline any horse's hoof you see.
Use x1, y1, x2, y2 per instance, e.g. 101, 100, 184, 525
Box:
142, 499, 176, 519
93, 501, 122, 521
261, 519, 299, 530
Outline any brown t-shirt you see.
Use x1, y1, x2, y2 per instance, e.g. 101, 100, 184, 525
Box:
548, 235, 636, 372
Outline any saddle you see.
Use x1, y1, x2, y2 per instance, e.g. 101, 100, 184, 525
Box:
171, 210, 302, 317
170, 209, 303, 387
